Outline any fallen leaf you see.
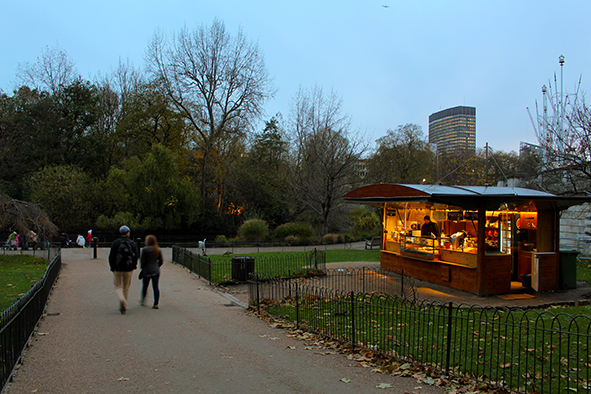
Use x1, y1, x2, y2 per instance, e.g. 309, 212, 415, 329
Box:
376, 383, 394, 389
287, 346, 296, 350
340, 378, 351, 383
117, 377, 129, 381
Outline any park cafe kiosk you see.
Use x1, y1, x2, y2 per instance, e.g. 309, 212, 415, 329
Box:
343, 184, 591, 296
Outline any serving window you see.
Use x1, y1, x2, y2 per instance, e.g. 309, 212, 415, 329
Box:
382, 202, 537, 262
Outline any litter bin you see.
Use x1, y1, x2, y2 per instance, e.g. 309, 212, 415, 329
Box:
559, 250, 578, 290
231, 256, 255, 282
521, 274, 531, 288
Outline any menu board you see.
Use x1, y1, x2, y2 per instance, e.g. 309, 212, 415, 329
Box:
464, 211, 478, 220
447, 211, 463, 221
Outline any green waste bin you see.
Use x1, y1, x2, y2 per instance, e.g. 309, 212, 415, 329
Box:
559, 250, 578, 290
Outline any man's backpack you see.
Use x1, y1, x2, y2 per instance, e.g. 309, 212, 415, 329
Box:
115, 239, 135, 270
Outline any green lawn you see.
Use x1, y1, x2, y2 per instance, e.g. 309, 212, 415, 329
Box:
0, 254, 49, 312
210, 248, 381, 264
206, 249, 381, 283
264, 290, 591, 393
577, 256, 591, 286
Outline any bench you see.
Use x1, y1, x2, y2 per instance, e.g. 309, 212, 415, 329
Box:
365, 236, 381, 250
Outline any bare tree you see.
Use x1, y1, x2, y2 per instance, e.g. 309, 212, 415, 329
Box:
16, 43, 78, 93
146, 20, 275, 211
289, 86, 366, 235
536, 93, 591, 195
0, 193, 58, 242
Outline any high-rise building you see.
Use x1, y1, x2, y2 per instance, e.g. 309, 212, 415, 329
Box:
428, 106, 476, 153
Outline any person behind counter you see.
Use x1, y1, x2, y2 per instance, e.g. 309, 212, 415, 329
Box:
421, 216, 440, 238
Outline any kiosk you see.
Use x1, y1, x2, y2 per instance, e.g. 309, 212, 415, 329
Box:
344, 184, 591, 295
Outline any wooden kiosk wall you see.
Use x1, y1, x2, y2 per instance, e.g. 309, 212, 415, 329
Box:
381, 251, 512, 295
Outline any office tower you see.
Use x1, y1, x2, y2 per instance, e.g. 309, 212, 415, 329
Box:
428, 106, 476, 153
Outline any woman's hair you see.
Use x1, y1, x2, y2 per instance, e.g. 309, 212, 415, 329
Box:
145, 235, 160, 255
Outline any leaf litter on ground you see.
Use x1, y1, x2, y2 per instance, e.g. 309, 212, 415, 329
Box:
251, 309, 512, 394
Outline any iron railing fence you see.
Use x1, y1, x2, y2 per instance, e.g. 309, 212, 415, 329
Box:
1, 243, 60, 259
0, 248, 61, 391
251, 278, 591, 394
172, 246, 212, 281
249, 267, 417, 305
172, 246, 326, 284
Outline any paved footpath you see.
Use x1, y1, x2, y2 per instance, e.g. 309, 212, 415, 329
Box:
3, 248, 444, 394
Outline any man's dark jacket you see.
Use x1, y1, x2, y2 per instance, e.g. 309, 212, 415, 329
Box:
108, 236, 138, 272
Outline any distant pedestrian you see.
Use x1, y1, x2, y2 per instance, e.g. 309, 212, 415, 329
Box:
85, 229, 93, 247
139, 235, 163, 309
76, 234, 85, 248
29, 230, 38, 250
108, 225, 138, 314
8, 231, 17, 250
59, 233, 69, 248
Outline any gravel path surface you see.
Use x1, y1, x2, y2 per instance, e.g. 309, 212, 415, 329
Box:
2, 248, 444, 394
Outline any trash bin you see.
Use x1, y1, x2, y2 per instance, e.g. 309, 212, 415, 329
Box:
521, 274, 531, 288
559, 250, 578, 290
231, 256, 255, 281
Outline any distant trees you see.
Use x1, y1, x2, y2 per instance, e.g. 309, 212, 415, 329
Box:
228, 117, 290, 227
5, 21, 560, 241
288, 87, 366, 235
27, 165, 100, 230
366, 124, 432, 184
146, 19, 275, 214
15, 43, 78, 93
102, 144, 199, 231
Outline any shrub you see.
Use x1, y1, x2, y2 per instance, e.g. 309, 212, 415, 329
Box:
237, 219, 269, 242
215, 235, 229, 247
96, 212, 146, 232
284, 235, 311, 246
349, 206, 380, 237
274, 222, 314, 240
323, 233, 339, 244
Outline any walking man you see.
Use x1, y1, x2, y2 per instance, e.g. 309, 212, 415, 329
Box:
108, 225, 138, 314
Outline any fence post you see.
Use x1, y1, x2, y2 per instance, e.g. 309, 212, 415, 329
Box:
362, 267, 366, 294
400, 270, 405, 298
295, 282, 300, 329
256, 274, 260, 314
208, 256, 212, 283
350, 291, 356, 346
288, 270, 292, 298
445, 301, 453, 373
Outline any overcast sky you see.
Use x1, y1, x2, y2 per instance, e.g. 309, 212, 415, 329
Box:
1, 1, 590, 154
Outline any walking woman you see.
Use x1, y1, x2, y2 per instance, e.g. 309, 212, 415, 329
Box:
139, 235, 163, 309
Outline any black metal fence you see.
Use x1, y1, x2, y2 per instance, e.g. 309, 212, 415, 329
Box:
172, 246, 326, 284
250, 272, 591, 394
0, 248, 61, 390
249, 267, 417, 306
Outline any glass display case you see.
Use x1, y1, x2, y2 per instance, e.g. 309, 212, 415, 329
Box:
400, 234, 439, 260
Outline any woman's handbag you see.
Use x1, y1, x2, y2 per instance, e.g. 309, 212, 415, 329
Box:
138, 270, 144, 280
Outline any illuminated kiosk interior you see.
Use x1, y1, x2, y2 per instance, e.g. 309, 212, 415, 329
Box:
343, 184, 591, 296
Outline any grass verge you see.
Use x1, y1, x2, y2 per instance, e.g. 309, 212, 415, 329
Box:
0, 254, 49, 313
